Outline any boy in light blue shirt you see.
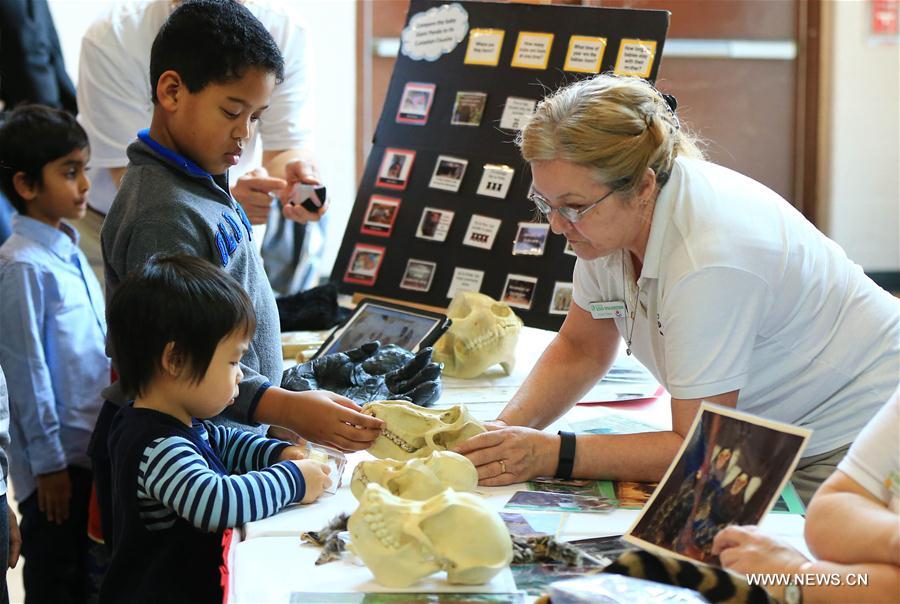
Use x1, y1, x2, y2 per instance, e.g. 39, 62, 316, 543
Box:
0, 105, 109, 603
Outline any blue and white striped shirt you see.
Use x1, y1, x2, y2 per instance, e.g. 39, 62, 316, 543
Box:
137, 421, 305, 532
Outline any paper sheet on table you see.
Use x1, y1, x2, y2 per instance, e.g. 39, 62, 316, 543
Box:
438, 327, 660, 406
230, 536, 518, 602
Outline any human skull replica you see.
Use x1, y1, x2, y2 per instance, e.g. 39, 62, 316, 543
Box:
362, 400, 486, 460
433, 292, 523, 379
351, 451, 478, 501
349, 484, 512, 587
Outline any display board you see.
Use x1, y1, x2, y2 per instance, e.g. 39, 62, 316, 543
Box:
332, 0, 670, 330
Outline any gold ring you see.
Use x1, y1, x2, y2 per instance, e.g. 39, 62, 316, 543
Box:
499, 460, 507, 474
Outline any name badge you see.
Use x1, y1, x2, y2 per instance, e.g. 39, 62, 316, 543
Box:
589, 301, 626, 319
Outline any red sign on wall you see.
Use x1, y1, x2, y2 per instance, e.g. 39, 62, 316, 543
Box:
872, 0, 899, 36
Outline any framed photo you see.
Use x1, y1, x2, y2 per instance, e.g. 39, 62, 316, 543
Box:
429, 155, 468, 192
399, 258, 437, 292
415, 207, 455, 242
512, 222, 550, 256
315, 298, 449, 358
463, 214, 502, 250
375, 148, 416, 190
549, 281, 573, 315
360, 195, 401, 237
625, 404, 811, 565
476, 164, 515, 199
502, 273, 538, 310
396, 82, 436, 125
343, 244, 385, 286
447, 267, 484, 299
451, 91, 488, 126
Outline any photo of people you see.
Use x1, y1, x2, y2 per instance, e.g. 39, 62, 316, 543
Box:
451, 91, 488, 126
415, 207, 454, 242
501, 274, 538, 310
375, 148, 416, 190
626, 404, 811, 565
614, 481, 658, 509
512, 222, 550, 256
399, 259, 437, 292
343, 244, 386, 286
549, 281, 573, 315
429, 155, 468, 192
396, 82, 436, 125
360, 195, 401, 236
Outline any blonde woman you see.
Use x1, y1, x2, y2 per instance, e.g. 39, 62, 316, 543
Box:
454, 74, 899, 504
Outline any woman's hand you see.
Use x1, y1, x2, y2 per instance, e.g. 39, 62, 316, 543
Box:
453, 426, 558, 486
712, 525, 809, 601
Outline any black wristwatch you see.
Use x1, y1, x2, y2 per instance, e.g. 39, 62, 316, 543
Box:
555, 431, 576, 479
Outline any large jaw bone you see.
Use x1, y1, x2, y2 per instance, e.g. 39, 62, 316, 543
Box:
351, 451, 478, 501
434, 292, 523, 379
362, 400, 486, 460
349, 484, 513, 587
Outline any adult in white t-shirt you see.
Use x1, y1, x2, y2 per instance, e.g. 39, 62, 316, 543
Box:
75, 0, 323, 291
712, 386, 899, 603
455, 74, 900, 504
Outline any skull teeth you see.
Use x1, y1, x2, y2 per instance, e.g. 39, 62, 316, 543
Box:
456, 322, 519, 353
380, 428, 418, 453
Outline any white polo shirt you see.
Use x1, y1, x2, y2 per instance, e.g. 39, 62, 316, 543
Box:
76, 0, 315, 214
573, 157, 900, 456
837, 386, 900, 512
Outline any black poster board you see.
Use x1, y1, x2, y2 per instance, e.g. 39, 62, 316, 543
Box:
332, 0, 670, 331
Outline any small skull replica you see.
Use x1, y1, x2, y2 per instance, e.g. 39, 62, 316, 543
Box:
433, 292, 523, 379
351, 451, 478, 501
349, 483, 513, 587
363, 400, 486, 460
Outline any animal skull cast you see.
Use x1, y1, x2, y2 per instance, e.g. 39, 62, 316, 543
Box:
362, 399, 486, 460
349, 484, 513, 587
351, 451, 478, 501
433, 292, 523, 379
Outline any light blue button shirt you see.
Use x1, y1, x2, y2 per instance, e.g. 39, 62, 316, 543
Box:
0, 215, 109, 501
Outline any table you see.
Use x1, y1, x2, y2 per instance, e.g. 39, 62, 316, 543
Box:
226, 329, 809, 602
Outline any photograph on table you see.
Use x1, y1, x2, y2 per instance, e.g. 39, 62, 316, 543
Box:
415, 207, 455, 242
499, 97, 537, 131
360, 195, 401, 237
501, 273, 538, 310
505, 490, 614, 514
316, 298, 449, 357
476, 164, 515, 199
463, 214, 502, 250
451, 91, 488, 126
429, 155, 469, 192
447, 267, 485, 298
399, 258, 437, 292
549, 281, 573, 315
529, 477, 603, 497
625, 403, 811, 565
512, 222, 550, 256
396, 81, 436, 125
499, 512, 564, 538
343, 244, 386, 286
375, 148, 416, 190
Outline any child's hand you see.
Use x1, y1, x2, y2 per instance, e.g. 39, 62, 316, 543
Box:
36, 469, 71, 524
293, 460, 332, 503
278, 445, 307, 462
281, 390, 384, 452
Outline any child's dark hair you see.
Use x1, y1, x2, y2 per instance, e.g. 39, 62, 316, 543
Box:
108, 254, 256, 398
149, 0, 285, 104
0, 104, 88, 213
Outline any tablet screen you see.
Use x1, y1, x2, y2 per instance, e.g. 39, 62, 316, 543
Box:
320, 302, 443, 356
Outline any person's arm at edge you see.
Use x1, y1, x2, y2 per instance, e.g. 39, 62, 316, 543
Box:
805, 469, 900, 566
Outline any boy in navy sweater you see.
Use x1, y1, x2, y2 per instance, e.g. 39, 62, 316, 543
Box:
101, 255, 331, 603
